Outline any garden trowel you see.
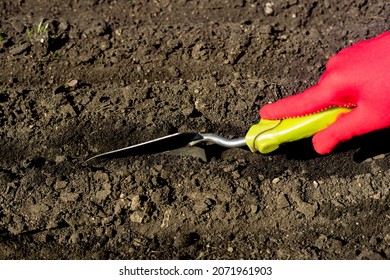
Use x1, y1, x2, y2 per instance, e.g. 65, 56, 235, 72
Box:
86, 107, 352, 162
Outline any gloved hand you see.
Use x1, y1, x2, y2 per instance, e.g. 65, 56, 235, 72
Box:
260, 31, 390, 154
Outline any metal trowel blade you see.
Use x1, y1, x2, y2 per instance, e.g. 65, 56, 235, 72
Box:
85, 132, 201, 162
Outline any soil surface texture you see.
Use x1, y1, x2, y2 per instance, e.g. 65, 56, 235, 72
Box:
0, 0, 389, 259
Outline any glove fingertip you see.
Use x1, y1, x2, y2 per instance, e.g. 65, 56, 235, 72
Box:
259, 104, 278, 119
312, 132, 337, 155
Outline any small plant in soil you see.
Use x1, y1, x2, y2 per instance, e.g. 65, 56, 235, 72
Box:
26, 18, 49, 40
26, 18, 51, 57
37, 20, 49, 34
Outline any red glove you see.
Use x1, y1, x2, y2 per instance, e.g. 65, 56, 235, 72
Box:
260, 31, 390, 154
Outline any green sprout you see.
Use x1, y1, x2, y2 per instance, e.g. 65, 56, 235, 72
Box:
37, 19, 49, 34
26, 27, 33, 39
26, 19, 49, 40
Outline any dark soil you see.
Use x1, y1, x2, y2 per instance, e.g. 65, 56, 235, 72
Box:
0, 0, 389, 259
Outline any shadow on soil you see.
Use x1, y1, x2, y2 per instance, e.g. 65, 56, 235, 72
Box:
1, 120, 388, 181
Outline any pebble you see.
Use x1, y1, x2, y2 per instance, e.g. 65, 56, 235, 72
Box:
114, 200, 125, 214
296, 201, 318, 219
54, 180, 68, 190
250, 204, 259, 214
95, 188, 111, 202
236, 187, 245, 195
69, 232, 81, 244
276, 193, 290, 209
99, 39, 111, 51
315, 234, 328, 249
55, 155, 66, 163
272, 177, 280, 184
223, 165, 236, 173
232, 170, 241, 179
94, 171, 109, 182
264, 2, 274, 15
130, 211, 144, 223
160, 209, 172, 228
130, 195, 141, 211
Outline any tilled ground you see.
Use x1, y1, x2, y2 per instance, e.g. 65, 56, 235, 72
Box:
0, 0, 389, 259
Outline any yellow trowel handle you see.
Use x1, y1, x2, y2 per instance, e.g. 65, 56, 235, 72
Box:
245, 107, 353, 154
